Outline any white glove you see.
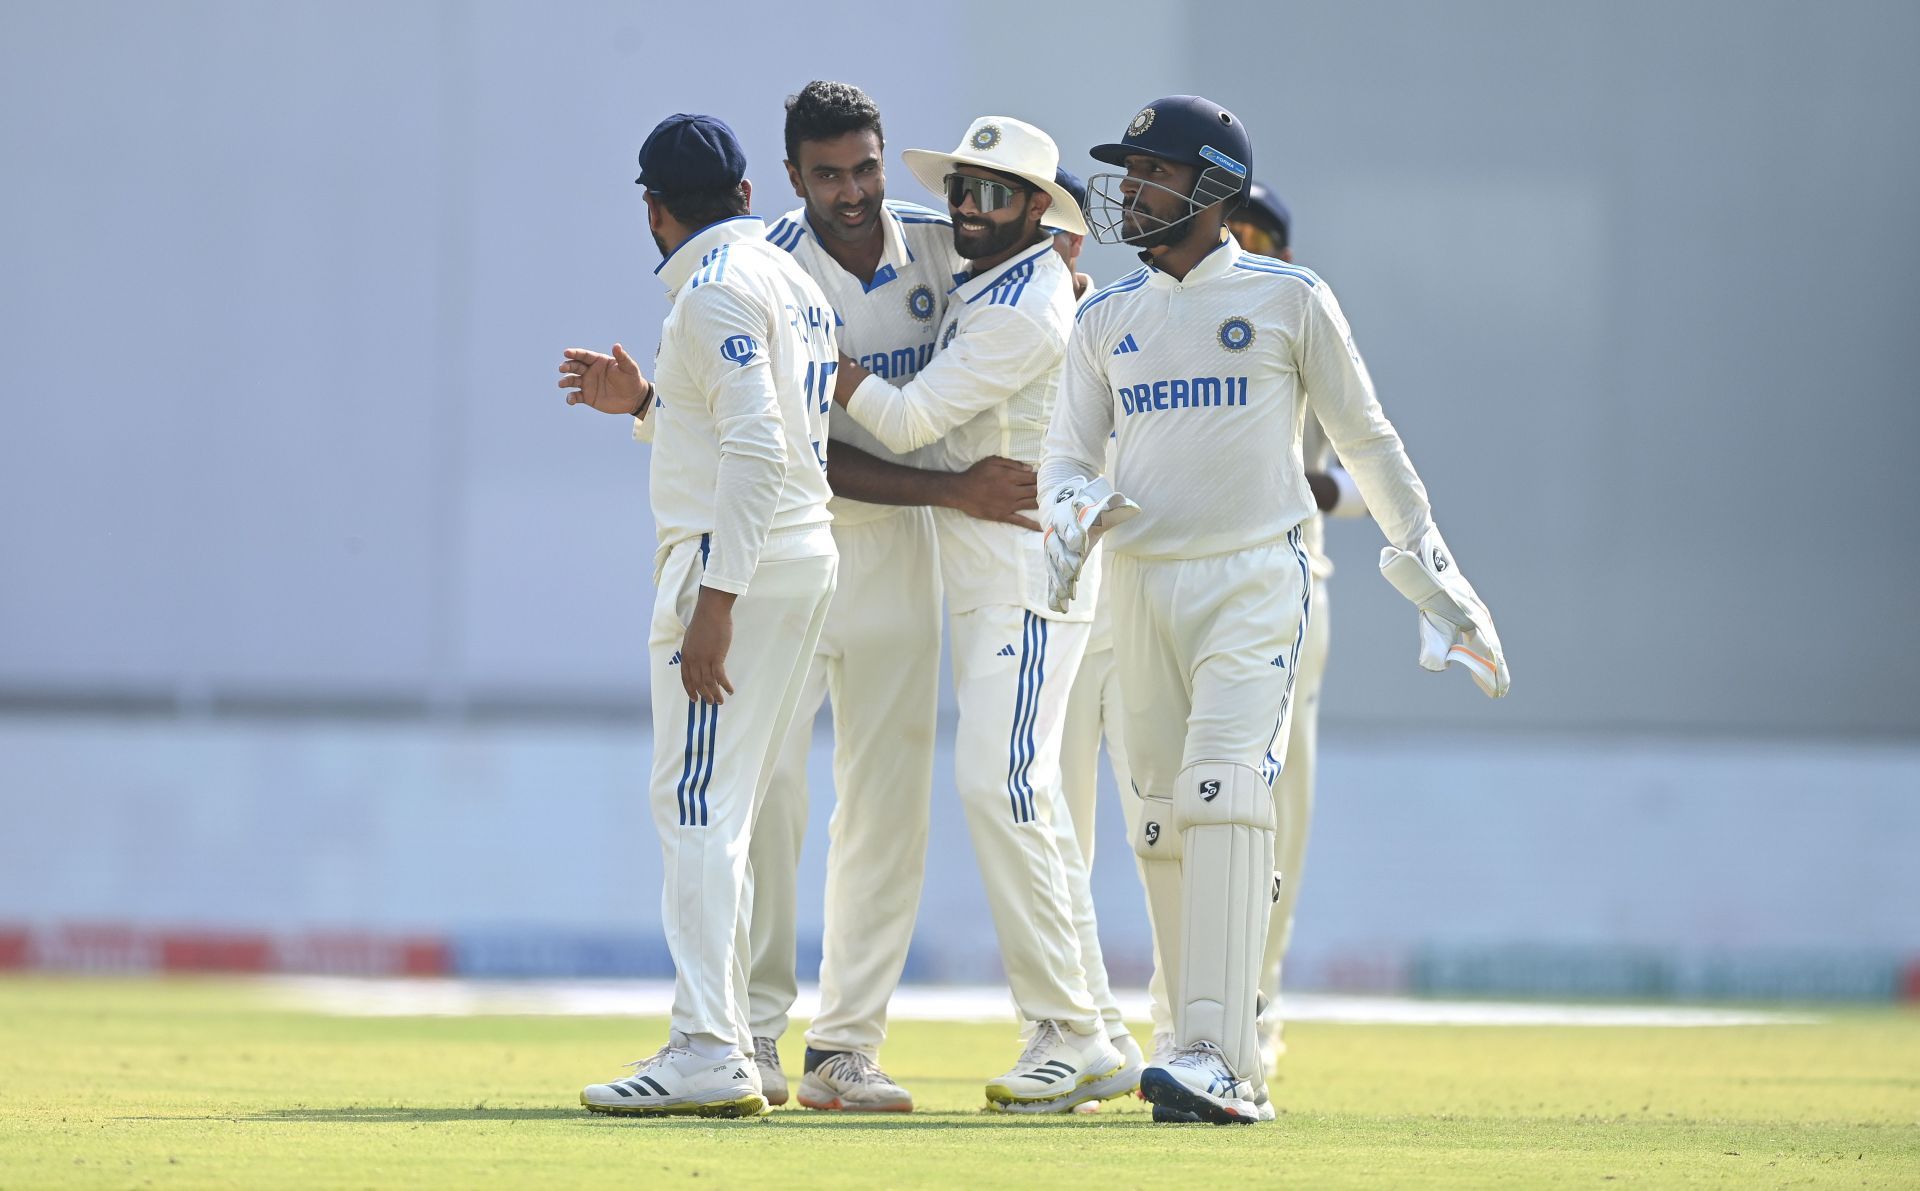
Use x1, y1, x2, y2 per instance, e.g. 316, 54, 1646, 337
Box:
1378, 527, 1510, 698
1042, 475, 1140, 613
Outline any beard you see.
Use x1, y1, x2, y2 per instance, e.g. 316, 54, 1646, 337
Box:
651, 228, 671, 259
807, 190, 882, 244
1120, 193, 1203, 250
951, 211, 1028, 261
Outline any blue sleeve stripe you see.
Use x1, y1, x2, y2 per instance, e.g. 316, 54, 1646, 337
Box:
1074, 269, 1150, 320
1234, 257, 1319, 286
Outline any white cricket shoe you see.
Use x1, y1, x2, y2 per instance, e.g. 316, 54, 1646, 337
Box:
1139, 1040, 1262, 1125
985, 1020, 1127, 1113
581, 1036, 767, 1119
795, 1048, 914, 1113
753, 1036, 788, 1107
1054, 1031, 1145, 1114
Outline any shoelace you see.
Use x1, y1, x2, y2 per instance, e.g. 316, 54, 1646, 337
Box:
623, 1041, 693, 1074
819, 1051, 893, 1087
752, 1037, 781, 1071
1168, 1041, 1227, 1072
1015, 1020, 1069, 1066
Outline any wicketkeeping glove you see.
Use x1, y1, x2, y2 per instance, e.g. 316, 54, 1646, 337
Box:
1042, 475, 1140, 614
1378, 527, 1510, 698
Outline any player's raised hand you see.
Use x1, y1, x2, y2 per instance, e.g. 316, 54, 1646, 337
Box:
947, 456, 1041, 532
558, 343, 650, 415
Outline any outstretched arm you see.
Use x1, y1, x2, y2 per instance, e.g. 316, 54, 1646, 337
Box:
827, 445, 1041, 532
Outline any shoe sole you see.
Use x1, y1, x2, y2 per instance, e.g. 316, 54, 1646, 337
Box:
1138, 1068, 1258, 1126
581, 1091, 768, 1119
986, 1060, 1133, 1114
1152, 1103, 1202, 1123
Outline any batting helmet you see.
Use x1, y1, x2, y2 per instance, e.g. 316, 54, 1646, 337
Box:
1085, 95, 1253, 245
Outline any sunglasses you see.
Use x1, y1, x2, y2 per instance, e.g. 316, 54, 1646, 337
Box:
1228, 218, 1284, 258
945, 172, 1031, 213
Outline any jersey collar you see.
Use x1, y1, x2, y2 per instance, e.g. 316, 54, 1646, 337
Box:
1142, 231, 1240, 288
789, 203, 915, 293
655, 215, 766, 294
950, 236, 1056, 304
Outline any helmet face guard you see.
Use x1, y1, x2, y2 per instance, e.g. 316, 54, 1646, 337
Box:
1086, 160, 1245, 247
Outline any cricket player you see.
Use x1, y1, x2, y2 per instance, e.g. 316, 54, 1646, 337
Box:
1229, 182, 1371, 1075
556, 113, 839, 1118
1112, 182, 1376, 1092
1042, 96, 1509, 1125
744, 81, 1040, 1114
829, 116, 1135, 1112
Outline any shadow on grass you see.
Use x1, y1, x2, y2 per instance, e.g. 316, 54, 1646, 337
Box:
121, 1107, 1172, 1131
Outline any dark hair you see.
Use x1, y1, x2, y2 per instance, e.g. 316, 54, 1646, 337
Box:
783, 80, 884, 164
658, 183, 750, 231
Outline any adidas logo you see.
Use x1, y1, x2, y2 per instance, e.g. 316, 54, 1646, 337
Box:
1111, 333, 1141, 355
1270, 655, 1286, 668
669, 651, 682, 666
995, 644, 1016, 657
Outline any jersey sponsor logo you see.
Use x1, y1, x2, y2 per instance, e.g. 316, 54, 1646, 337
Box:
1111, 332, 1140, 355
1217, 316, 1255, 352
907, 284, 936, 322
1129, 107, 1156, 136
720, 334, 759, 366
855, 342, 934, 380
970, 123, 1002, 151
1115, 375, 1249, 415
1200, 779, 1221, 801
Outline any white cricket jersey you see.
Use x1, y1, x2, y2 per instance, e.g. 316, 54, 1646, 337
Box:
765, 200, 969, 527
1041, 235, 1433, 562
843, 237, 1080, 618
637, 216, 837, 594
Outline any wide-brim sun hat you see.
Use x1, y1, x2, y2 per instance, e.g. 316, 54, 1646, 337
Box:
902, 116, 1089, 237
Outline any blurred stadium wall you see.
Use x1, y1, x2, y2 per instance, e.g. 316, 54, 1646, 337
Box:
3, 1, 1917, 999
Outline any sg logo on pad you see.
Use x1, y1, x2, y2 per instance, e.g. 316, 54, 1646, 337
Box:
1199, 779, 1221, 801
1144, 822, 1160, 846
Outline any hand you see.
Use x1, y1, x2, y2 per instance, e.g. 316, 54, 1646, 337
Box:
1378, 528, 1510, 698
558, 344, 650, 415
945, 456, 1040, 532
1041, 475, 1141, 613
679, 587, 737, 705
833, 353, 867, 407
1305, 471, 1339, 513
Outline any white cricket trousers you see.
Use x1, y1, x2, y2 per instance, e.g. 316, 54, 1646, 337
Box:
1262, 575, 1329, 1019
1058, 633, 1131, 1038
1107, 529, 1311, 1047
649, 524, 836, 1054
746, 507, 942, 1055
1116, 573, 1329, 1036
951, 601, 1103, 1034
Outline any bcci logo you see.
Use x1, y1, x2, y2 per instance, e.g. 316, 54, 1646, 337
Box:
970, 123, 1002, 151
1217, 317, 1254, 353
1128, 107, 1156, 137
907, 285, 935, 323
720, 334, 759, 366
940, 320, 959, 350
1144, 821, 1160, 847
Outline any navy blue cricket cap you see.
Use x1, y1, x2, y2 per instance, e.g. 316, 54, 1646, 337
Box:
1090, 95, 1252, 200
635, 113, 747, 192
1241, 180, 1290, 242
1053, 167, 1089, 212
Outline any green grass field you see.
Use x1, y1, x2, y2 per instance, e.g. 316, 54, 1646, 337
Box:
2, 978, 1917, 1189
